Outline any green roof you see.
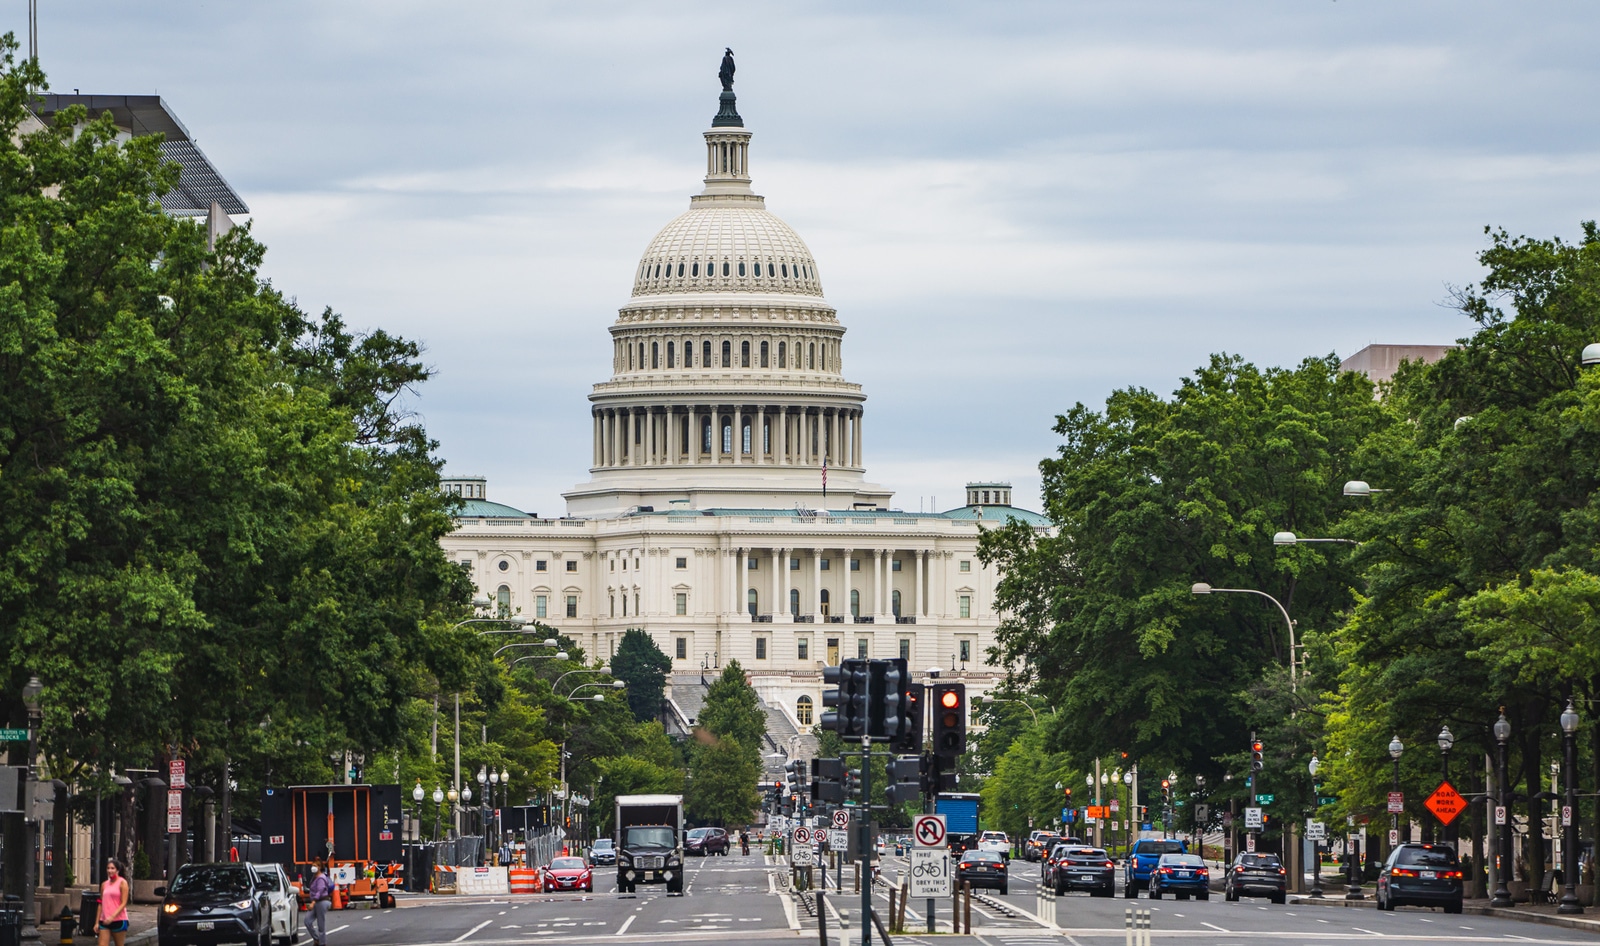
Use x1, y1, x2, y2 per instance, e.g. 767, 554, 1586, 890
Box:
456, 498, 534, 519
939, 504, 1052, 527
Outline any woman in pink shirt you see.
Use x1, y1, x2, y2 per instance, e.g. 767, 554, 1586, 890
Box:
98, 859, 130, 946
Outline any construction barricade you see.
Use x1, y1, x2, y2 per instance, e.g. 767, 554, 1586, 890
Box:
456, 866, 510, 896
508, 868, 543, 894
430, 866, 457, 894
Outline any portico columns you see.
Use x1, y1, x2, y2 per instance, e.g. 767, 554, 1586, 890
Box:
915, 550, 925, 617
778, 547, 791, 621
770, 547, 781, 619
842, 548, 854, 620
711, 408, 722, 464
689, 409, 700, 465
872, 548, 886, 619
812, 548, 823, 618
854, 411, 863, 468
756, 406, 766, 464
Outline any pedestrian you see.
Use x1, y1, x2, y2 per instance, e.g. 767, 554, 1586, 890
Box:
739, 830, 749, 856
97, 859, 131, 946
305, 862, 335, 946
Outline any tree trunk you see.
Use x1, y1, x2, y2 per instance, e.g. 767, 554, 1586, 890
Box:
1520, 718, 1544, 893
1468, 758, 1487, 899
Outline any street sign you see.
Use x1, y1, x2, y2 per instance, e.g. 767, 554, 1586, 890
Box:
909, 848, 952, 898
913, 813, 948, 847
1061, 807, 1074, 823
791, 838, 815, 867
1387, 791, 1404, 813
0, 729, 27, 742
833, 809, 851, 828
1245, 834, 1256, 853
1244, 807, 1263, 830
169, 759, 186, 789
1495, 805, 1507, 826
1109, 799, 1120, 813
1195, 804, 1210, 821
1563, 806, 1573, 827
1318, 795, 1339, 806
1388, 828, 1399, 846
1424, 782, 1465, 826
828, 829, 848, 851
1254, 794, 1274, 805
1306, 820, 1326, 841
793, 826, 812, 846
1086, 805, 1108, 819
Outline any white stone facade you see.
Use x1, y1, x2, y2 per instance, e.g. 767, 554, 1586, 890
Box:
440, 91, 1050, 737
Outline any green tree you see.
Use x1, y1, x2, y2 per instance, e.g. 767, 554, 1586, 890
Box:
685, 734, 760, 827
696, 661, 766, 763
611, 628, 671, 722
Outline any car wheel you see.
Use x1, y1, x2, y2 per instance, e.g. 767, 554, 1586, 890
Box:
1150, 887, 1162, 900
1199, 892, 1210, 901
1225, 885, 1238, 902
1000, 884, 1008, 895
1445, 900, 1462, 915
1124, 884, 1136, 898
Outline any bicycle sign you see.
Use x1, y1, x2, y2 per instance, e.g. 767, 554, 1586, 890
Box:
913, 813, 947, 848
909, 848, 951, 898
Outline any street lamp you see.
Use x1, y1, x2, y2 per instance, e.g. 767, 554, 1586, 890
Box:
1491, 711, 1514, 907
509, 651, 569, 668
1388, 735, 1403, 849
1437, 725, 1455, 845
971, 696, 1039, 725
1559, 700, 1583, 915
1582, 342, 1600, 365
432, 785, 445, 842
1190, 583, 1299, 690
1308, 756, 1323, 897
478, 767, 490, 849
1341, 481, 1391, 497
571, 681, 624, 699
20, 676, 43, 937
493, 638, 560, 658
1272, 531, 1359, 546
412, 780, 425, 840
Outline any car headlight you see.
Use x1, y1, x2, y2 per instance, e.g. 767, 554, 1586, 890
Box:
667, 856, 681, 866
619, 854, 632, 867
232, 900, 254, 910
162, 904, 179, 914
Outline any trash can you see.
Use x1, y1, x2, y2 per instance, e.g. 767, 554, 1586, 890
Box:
78, 890, 101, 936
0, 901, 24, 946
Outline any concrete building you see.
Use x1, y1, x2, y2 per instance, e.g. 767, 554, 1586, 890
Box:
441, 79, 1049, 761
1340, 343, 1455, 384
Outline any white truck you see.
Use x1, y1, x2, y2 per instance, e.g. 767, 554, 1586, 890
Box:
615, 793, 684, 894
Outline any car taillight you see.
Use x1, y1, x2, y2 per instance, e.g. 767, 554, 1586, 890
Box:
1390, 868, 1419, 878
1105, 861, 1115, 868
1277, 868, 1286, 874
1160, 867, 1172, 874
1439, 870, 1463, 879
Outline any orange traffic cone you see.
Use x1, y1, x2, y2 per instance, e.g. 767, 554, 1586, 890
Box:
331, 887, 346, 910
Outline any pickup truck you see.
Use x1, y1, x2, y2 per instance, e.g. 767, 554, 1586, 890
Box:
1123, 838, 1187, 897
615, 794, 684, 894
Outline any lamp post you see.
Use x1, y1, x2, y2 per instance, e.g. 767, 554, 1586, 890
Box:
1389, 735, 1404, 851
971, 696, 1039, 725
447, 787, 459, 839
432, 785, 444, 842
1309, 756, 1323, 897
1491, 711, 1514, 907
412, 781, 425, 841
477, 766, 490, 852
1559, 700, 1583, 915
1190, 584, 1298, 691
21, 675, 43, 939
1437, 725, 1455, 846
1123, 768, 1135, 854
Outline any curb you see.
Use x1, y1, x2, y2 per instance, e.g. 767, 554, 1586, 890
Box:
1291, 895, 1600, 934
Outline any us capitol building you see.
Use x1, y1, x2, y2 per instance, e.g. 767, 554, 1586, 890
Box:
441, 66, 1049, 756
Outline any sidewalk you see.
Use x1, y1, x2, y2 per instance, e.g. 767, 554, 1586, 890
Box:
1291, 883, 1600, 935
32, 902, 159, 946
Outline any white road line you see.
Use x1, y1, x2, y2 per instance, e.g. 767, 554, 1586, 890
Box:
325, 925, 349, 936
1201, 922, 1230, 933
615, 915, 635, 936
453, 920, 492, 942
1350, 927, 1385, 936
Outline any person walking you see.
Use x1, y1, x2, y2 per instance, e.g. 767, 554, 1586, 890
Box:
304, 863, 335, 946
739, 830, 749, 856
97, 859, 131, 946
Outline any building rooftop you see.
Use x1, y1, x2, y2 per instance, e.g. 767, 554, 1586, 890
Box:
457, 498, 536, 519
939, 504, 1052, 527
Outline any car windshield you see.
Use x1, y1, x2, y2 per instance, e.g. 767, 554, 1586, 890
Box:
1397, 847, 1459, 868
550, 858, 586, 870
1160, 854, 1204, 867
1238, 854, 1280, 868
170, 866, 253, 897
1139, 841, 1185, 855
625, 826, 676, 848
687, 828, 710, 838
962, 852, 1004, 864
594, 840, 613, 850
1068, 849, 1108, 860
982, 832, 1006, 841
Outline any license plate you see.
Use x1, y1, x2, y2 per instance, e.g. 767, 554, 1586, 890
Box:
1178, 871, 1190, 877
1421, 870, 1436, 879
196, 922, 215, 931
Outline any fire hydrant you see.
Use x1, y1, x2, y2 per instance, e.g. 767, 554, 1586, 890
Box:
58, 905, 76, 944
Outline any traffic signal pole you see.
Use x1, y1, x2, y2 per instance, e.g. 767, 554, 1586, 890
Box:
860, 733, 872, 946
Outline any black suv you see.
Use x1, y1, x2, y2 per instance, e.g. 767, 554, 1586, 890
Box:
1224, 853, 1286, 903
1377, 843, 1464, 913
1047, 846, 1116, 897
157, 863, 273, 946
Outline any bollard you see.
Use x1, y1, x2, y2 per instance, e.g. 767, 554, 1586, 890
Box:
816, 891, 827, 946
840, 909, 850, 929
963, 880, 972, 934
888, 888, 897, 933
1138, 908, 1152, 946
58, 906, 75, 945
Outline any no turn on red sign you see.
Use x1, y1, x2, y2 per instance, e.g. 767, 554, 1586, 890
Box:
913, 813, 947, 847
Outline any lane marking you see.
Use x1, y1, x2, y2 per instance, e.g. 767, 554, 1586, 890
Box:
325, 926, 349, 936
615, 916, 635, 936
454, 920, 493, 942
1350, 927, 1384, 936
1201, 922, 1230, 933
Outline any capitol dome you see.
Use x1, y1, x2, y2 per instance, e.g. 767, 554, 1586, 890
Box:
631, 205, 823, 298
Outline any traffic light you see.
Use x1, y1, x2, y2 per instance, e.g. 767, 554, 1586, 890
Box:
931, 683, 967, 759
822, 659, 870, 737
1161, 778, 1171, 807
812, 758, 845, 804
897, 682, 925, 752
845, 767, 862, 802
885, 755, 924, 806
1250, 734, 1264, 773
1063, 786, 1072, 799
869, 658, 915, 745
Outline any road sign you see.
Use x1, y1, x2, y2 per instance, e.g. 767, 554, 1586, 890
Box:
1245, 834, 1256, 852
0, 729, 26, 742
833, 809, 851, 829
1254, 794, 1274, 805
169, 759, 186, 789
1318, 795, 1339, 806
1244, 807, 1263, 830
913, 813, 948, 847
1086, 805, 1108, 819
1388, 828, 1399, 846
792, 826, 812, 846
1495, 805, 1507, 825
1387, 792, 1404, 813
1109, 799, 1120, 813
1061, 807, 1074, 823
828, 829, 848, 851
909, 848, 952, 898
791, 834, 815, 867
1195, 804, 1210, 821
1424, 782, 1465, 825
1306, 820, 1326, 841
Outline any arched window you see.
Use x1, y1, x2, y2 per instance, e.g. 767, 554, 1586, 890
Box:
653, 264, 660, 278
692, 262, 699, 277
748, 588, 758, 617
496, 585, 511, 617
651, 342, 659, 368
820, 588, 831, 616
778, 341, 787, 368
768, 263, 775, 277
702, 417, 712, 453
738, 261, 746, 276
850, 589, 861, 618
722, 261, 730, 276
721, 340, 731, 367
677, 262, 684, 277
621, 594, 627, 616
782, 263, 789, 278
809, 342, 816, 369
760, 341, 769, 367
627, 345, 633, 370
796, 696, 814, 726
790, 587, 800, 616
722, 417, 733, 454
740, 341, 750, 367
666, 341, 675, 368
752, 260, 761, 278
681, 415, 690, 454
702, 340, 711, 367
741, 419, 752, 454
638, 343, 645, 370
892, 589, 902, 618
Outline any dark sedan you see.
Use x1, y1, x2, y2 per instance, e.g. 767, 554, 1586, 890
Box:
157, 863, 273, 946
1148, 853, 1210, 901
956, 850, 1009, 894
1224, 853, 1286, 903
1048, 846, 1116, 897
685, 826, 729, 856
1377, 843, 1464, 913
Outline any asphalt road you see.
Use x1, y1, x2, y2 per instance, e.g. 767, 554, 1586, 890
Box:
305, 848, 1600, 946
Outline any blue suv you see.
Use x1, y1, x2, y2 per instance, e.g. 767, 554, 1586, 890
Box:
1124, 838, 1187, 897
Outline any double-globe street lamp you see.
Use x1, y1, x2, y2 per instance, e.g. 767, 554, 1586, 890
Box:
1437, 725, 1455, 846
1491, 711, 1514, 907
1559, 700, 1583, 915
1309, 755, 1323, 898
1389, 735, 1404, 849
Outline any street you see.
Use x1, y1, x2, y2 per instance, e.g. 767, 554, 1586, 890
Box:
308, 848, 1600, 946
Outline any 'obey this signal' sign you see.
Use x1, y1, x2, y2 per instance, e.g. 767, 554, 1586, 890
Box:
1425, 782, 1466, 826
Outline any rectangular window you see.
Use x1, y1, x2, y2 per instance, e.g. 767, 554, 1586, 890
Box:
676, 557, 687, 569
959, 639, 971, 662
535, 595, 547, 619
458, 560, 472, 571
566, 560, 578, 573
634, 593, 640, 615
676, 593, 687, 616
610, 596, 615, 617
676, 637, 687, 660
790, 558, 800, 570
535, 560, 548, 572
755, 638, 768, 660
850, 558, 860, 571
959, 595, 971, 618
566, 595, 578, 618
798, 638, 809, 660
857, 639, 869, 659
960, 560, 971, 572
899, 638, 911, 661
621, 596, 627, 616
610, 560, 616, 572
748, 557, 759, 570
891, 559, 902, 572
820, 558, 830, 570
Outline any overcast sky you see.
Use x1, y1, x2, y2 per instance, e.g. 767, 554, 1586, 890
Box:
27, 2, 1600, 515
